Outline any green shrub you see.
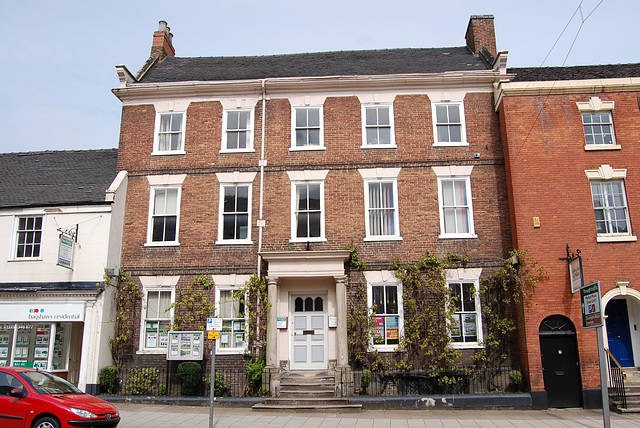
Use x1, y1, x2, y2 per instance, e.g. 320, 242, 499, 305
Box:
244, 358, 265, 396
177, 362, 202, 396
509, 370, 523, 385
214, 372, 231, 396
99, 366, 119, 395
359, 369, 371, 395
158, 383, 167, 396
124, 367, 159, 395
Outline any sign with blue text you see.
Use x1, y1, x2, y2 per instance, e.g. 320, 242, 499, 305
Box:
580, 281, 602, 328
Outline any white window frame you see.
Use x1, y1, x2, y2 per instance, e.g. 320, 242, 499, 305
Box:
12, 215, 45, 260
214, 286, 247, 354
138, 276, 178, 354
361, 103, 396, 148
432, 102, 468, 146
365, 274, 403, 352
221, 108, 254, 153
577, 97, 620, 151
359, 168, 402, 241
291, 106, 324, 151
216, 172, 256, 245
153, 111, 186, 155
287, 170, 328, 243
433, 166, 477, 239
145, 175, 186, 247
585, 165, 636, 243
445, 269, 483, 349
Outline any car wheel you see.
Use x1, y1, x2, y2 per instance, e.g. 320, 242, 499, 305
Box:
33, 416, 61, 428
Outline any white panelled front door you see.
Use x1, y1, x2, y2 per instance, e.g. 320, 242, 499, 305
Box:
290, 295, 327, 370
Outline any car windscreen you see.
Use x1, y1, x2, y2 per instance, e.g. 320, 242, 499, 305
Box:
18, 371, 83, 394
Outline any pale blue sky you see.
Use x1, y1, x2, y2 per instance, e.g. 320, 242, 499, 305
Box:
1, 0, 636, 153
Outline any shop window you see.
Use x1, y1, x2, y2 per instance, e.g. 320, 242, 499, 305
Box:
368, 283, 402, 349
143, 290, 172, 349
0, 322, 71, 372
216, 289, 246, 352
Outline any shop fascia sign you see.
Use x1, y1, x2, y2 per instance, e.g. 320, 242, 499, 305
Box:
57, 225, 78, 270
0, 303, 85, 322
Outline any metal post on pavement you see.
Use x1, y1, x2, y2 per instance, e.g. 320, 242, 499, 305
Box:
209, 339, 215, 428
596, 325, 611, 428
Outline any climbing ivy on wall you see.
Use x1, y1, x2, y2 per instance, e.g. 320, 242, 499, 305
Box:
240, 274, 268, 360
105, 269, 143, 368
171, 275, 216, 331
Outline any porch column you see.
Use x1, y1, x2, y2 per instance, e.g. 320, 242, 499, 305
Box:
266, 276, 278, 367
335, 275, 348, 367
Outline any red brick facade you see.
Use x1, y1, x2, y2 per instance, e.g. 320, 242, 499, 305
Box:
498, 79, 640, 407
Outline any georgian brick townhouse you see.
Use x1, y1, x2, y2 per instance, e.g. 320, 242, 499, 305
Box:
496, 64, 640, 409
111, 16, 514, 390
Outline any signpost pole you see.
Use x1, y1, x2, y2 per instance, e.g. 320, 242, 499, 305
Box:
596, 325, 611, 428
209, 339, 215, 428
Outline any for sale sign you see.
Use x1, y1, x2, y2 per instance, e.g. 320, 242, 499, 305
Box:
580, 281, 603, 328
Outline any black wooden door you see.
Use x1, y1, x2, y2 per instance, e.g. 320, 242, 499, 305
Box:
540, 334, 582, 407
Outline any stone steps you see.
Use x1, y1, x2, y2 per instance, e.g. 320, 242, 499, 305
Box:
610, 367, 640, 413
252, 370, 362, 413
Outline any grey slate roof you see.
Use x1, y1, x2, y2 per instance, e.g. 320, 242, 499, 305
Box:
0, 149, 118, 209
139, 47, 489, 83
508, 63, 640, 82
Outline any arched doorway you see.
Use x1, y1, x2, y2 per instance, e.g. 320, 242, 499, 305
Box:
605, 299, 634, 367
539, 315, 582, 407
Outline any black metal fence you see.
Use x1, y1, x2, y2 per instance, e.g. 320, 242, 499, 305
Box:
337, 366, 522, 397
606, 351, 627, 410
112, 366, 249, 397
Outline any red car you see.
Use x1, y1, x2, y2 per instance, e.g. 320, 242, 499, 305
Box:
0, 366, 120, 428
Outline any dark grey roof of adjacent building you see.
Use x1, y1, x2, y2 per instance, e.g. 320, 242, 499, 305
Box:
139, 47, 489, 83
0, 149, 118, 209
508, 63, 640, 82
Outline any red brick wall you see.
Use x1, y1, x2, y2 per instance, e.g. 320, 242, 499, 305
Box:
499, 90, 640, 392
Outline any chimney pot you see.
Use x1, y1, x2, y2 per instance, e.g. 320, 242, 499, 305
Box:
151, 20, 175, 61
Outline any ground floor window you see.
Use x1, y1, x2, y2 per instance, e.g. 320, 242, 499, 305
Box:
448, 281, 482, 346
216, 289, 246, 351
368, 282, 402, 348
143, 290, 173, 349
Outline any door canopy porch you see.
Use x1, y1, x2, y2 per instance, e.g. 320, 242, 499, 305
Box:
259, 250, 351, 278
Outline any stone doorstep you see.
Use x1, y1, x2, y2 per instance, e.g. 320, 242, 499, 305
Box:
251, 403, 363, 413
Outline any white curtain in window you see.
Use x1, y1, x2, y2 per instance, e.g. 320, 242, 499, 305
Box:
369, 182, 395, 235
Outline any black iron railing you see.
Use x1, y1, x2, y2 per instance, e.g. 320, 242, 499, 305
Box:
606, 349, 627, 410
336, 366, 521, 397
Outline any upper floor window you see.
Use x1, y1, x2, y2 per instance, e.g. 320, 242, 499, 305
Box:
143, 289, 173, 350
449, 281, 482, 347
222, 109, 253, 152
433, 166, 476, 239
362, 104, 395, 147
577, 97, 619, 150
433, 102, 467, 146
154, 112, 185, 154
591, 180, 631, 237
292, 106, 323, 149
287, 171, 328, 243
15, 216, 43, 258
582, 112, 615, 146
366, 181, 400, 239
219, 185, 250, 243
148, 187, 181, 245
585, 165, 636, 243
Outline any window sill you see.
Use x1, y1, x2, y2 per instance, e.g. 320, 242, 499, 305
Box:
596, 235, 637, 243
450, 342, 483, 349
433, 142, 469, 147
438, 234, 478, 239
219, 149, 256, 154
363, 236, 403, 242
360, 144, 398, 149
9, 257, 43, 262
215, 240, 253, 245
290, 238, 327, 243
144, 242, 181, 247
370, 345, 399, 352
136, 349, 167, 355
585, 144, 621, 151
289, 146, 326, 152
215, 348, 247, 355
151, 150, 186, 156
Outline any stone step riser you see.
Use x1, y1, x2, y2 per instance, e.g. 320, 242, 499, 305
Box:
279, 391, 336, 398
252, 404, 362, 413
264, 399, 349, 406
280, 385, 334, 392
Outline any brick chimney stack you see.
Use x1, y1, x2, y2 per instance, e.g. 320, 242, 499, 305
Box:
151, 20, 175, 61
465, 15, 497, 60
